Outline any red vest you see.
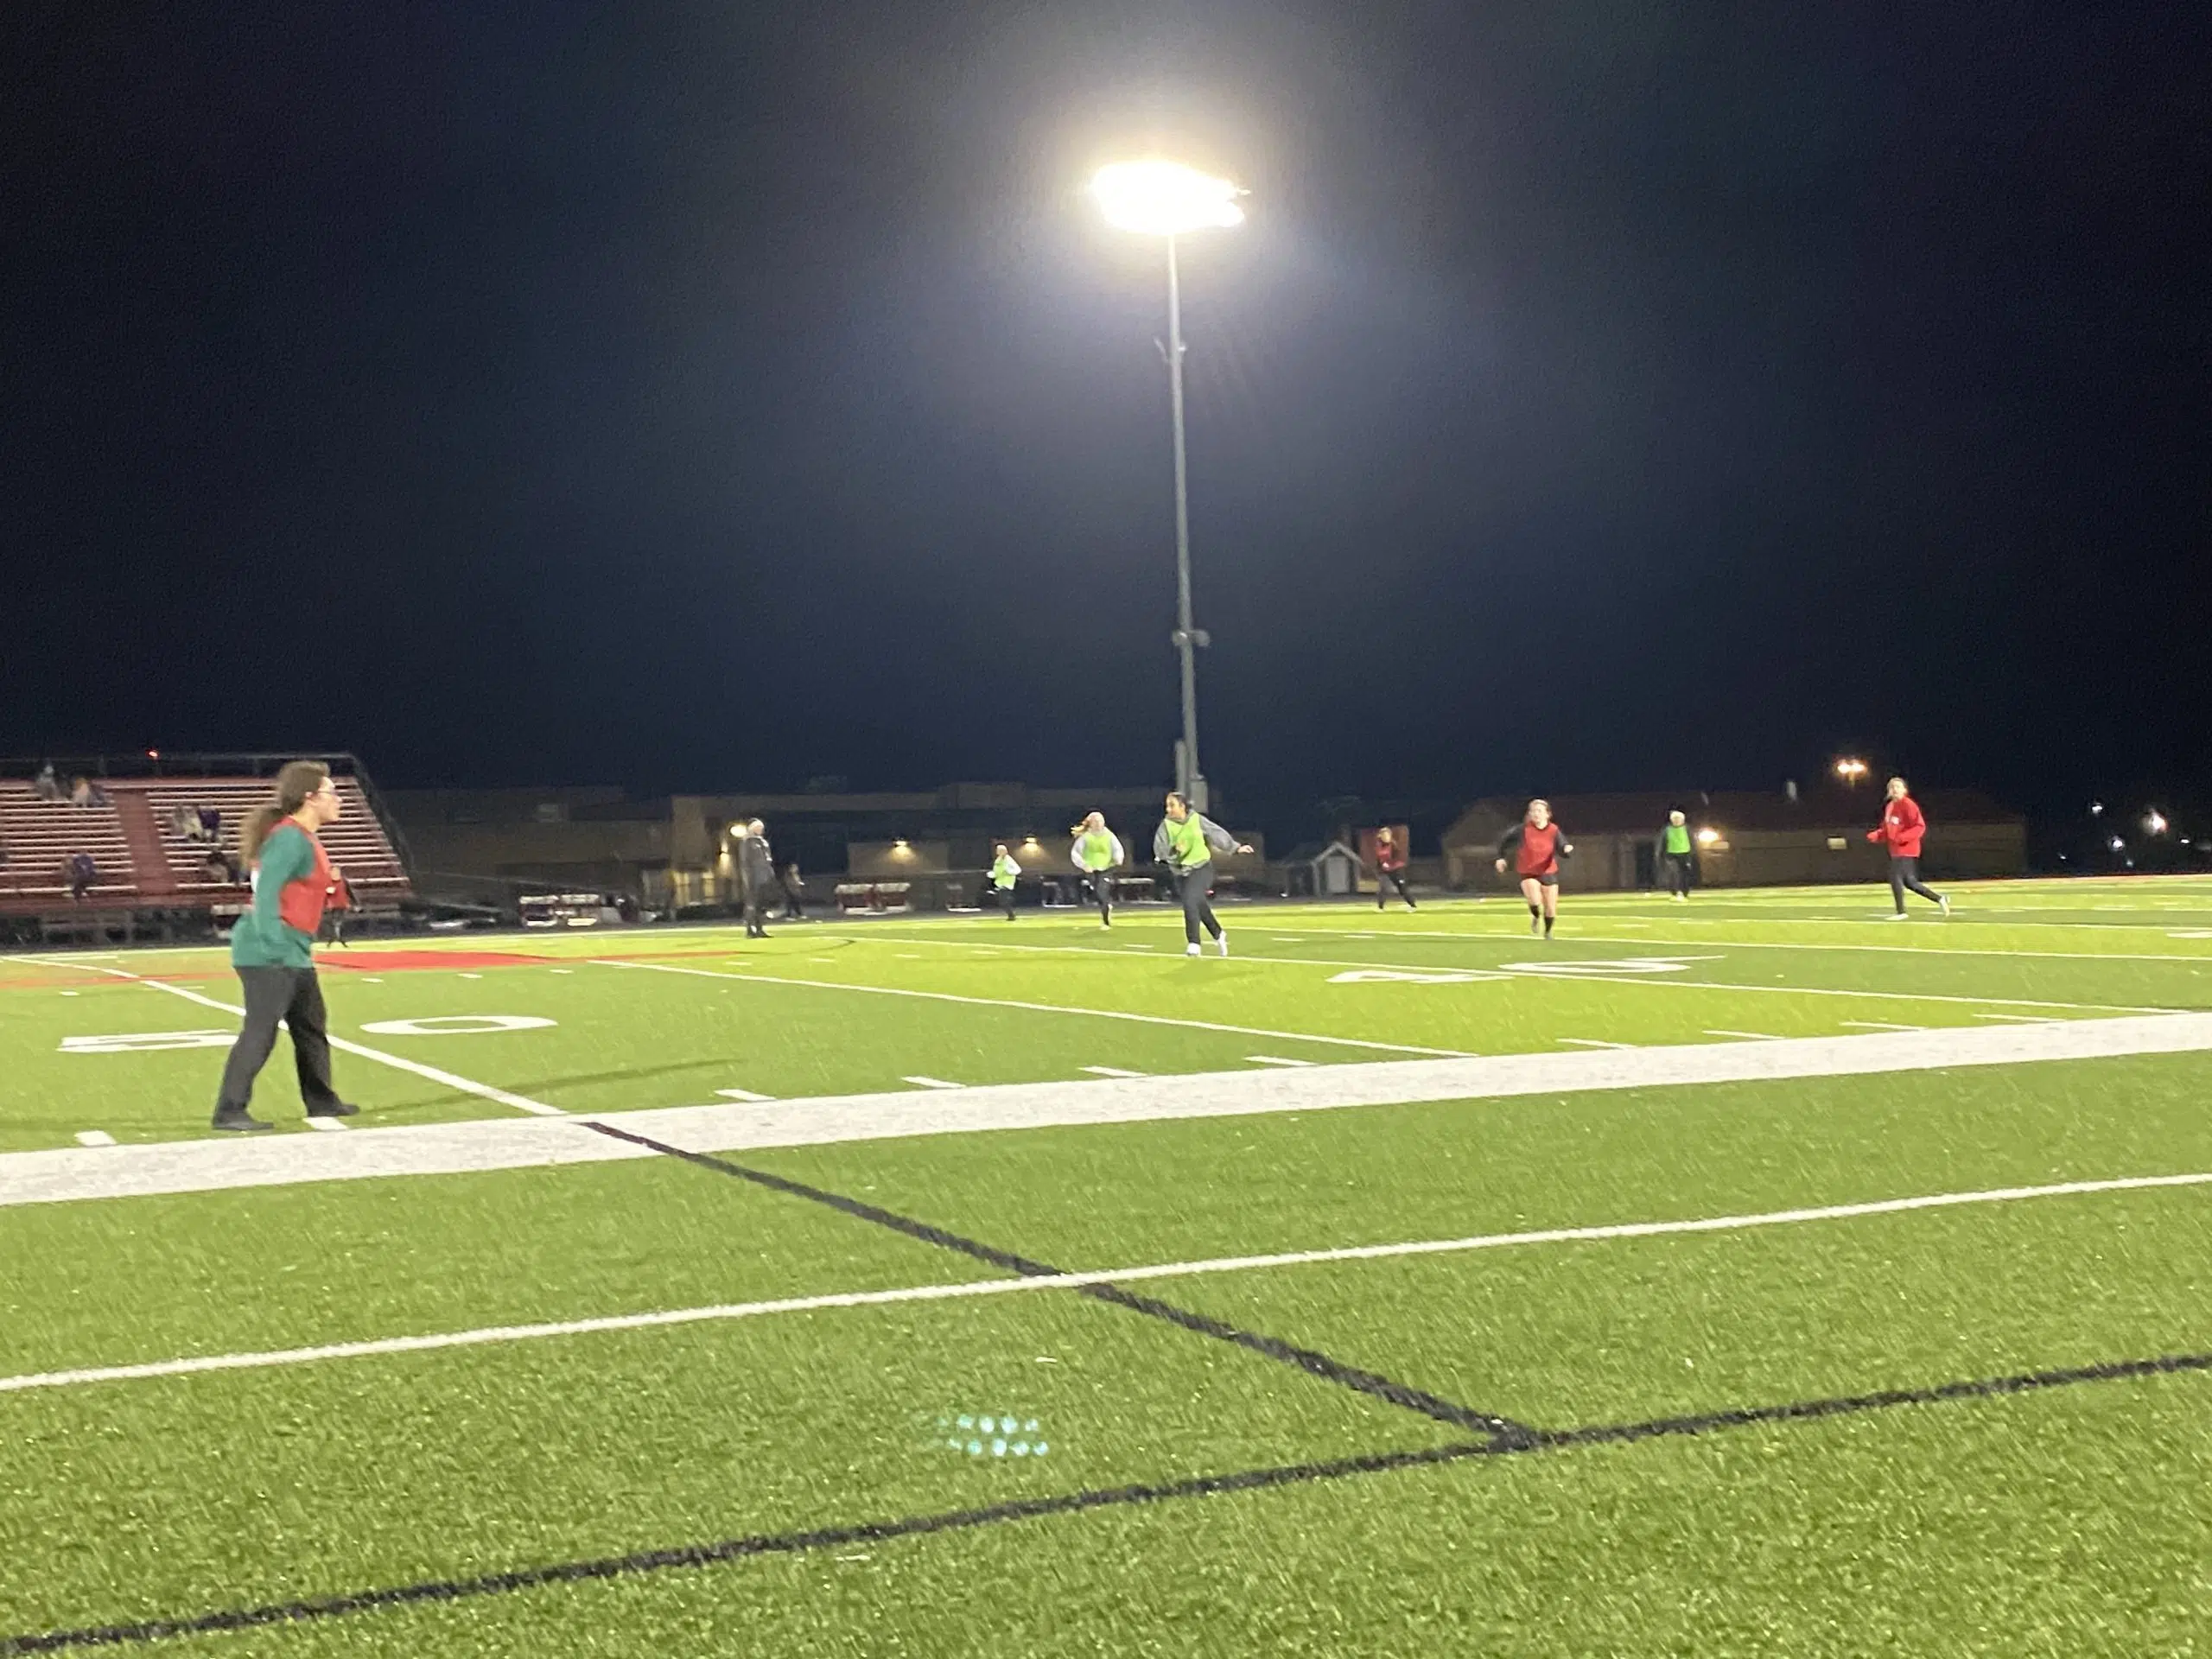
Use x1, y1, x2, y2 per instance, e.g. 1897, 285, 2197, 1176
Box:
1516, 821, 1563, 876
276, 825, 338, 935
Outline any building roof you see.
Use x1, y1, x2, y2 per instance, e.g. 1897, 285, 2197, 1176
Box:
1444, 787, 2022, 844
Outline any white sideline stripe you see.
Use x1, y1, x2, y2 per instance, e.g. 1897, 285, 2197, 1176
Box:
607, 958, 1465, 1058
1975, 1013, 2056, 1025
73, 1132, 116, 1148
1558, 1039, 1634, 1050
902, 1076, 963, 1090
9, 1167, 2209, 1395
1246, 1055, 1316, 1067
1841, 1020, 1924, 1031
10, 1014, 2212, 1209
1081, 1065, 1147, 1078
53, 964, 565, 1118
852, 931, 1514, 988
714, 1088, 775, 1103
1705, 1029, 1785, 1042
305, 1118, 348, 1133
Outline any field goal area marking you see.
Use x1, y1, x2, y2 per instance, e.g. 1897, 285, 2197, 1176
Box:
7, 1165, 2208, 1397
40, 963, 563, 1117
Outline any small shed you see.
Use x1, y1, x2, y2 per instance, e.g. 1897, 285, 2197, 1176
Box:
1284, 839, 1363, 898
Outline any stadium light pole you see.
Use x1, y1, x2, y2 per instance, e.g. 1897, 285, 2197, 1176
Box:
1090, 161, 1244, 815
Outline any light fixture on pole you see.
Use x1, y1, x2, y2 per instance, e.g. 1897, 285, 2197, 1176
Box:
1090, 160, 1244, 814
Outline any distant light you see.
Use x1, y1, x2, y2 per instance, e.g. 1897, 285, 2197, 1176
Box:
1695, 827, 1721, 846
2110, 836, 2125, 851
1021, 836, 1041, 848
2145, 810, 2168, 836
1090, 162, 1245, 236
2090, 802, 2104, 816
1833, 758, 1868, 782
893, 839, 911, 850
146, 748, 159, 759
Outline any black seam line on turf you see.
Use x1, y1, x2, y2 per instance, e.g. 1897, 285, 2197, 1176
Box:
7, 1353, 2207, 1656
579, 1119, 1534, 1446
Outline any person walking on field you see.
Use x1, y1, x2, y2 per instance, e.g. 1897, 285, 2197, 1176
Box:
988, 842, 1021, 920
1869, 776, 1949, 919
1070, 812, 1125, 928
1659, 810, 1694, 901
738, 818, 776, 938
1373, 826, 1416, 911
210, 760, 357, 1132
1495, 798, 1573, 938
1155, 791, 1252, 957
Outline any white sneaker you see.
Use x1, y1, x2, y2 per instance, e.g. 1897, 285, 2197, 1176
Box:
1884, 912, 1908, 922
1215, 931, 1230, 957
1185, 943, 1201, 957
1939, 895, 1952, 916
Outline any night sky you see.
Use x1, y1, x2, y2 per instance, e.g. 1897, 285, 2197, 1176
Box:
6, 3, 2208, 821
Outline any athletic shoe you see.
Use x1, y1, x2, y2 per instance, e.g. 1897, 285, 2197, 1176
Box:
1939, 895, 1952, 916
1185, 943, 1201, 957
1529, 914, 1541, 935
1884, 912, 1908, 922
210, 1108, 274, 1133
1215, 931, 1230, 957
308, 1100, 360, 1119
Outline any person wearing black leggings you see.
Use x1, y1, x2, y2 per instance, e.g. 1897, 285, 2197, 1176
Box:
1867, 776, 1950, 919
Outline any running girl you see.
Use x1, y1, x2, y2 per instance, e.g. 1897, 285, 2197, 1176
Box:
1495, 798, 1573, 937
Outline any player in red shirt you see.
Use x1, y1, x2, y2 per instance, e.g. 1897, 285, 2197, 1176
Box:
1495, 798, 1573, 937
1372, 826, 1415, 911
1868, 775, 1950, 919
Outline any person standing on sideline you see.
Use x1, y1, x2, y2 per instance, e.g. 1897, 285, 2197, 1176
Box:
988, 842, 1021, 919
210, 760, 356, 1132
1155, 791, 1251, 957
1495, 798, 1573, 938
1070, 812, 1125, 928
1659, 810, 1694, 901
780, 861, 805, 921
1372, 827, 1416, 910
1869, 776, 1949, 919
738, 817, 776, 937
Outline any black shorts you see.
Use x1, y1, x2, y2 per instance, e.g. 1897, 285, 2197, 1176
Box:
1516, 870, 1559, 887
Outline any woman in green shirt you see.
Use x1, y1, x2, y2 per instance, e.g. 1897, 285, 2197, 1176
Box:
211, 760, 356, 1132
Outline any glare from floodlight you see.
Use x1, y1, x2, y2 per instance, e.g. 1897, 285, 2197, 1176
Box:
2110, 836, 2126, 851
1695, 827, 1721, 847
1090, 162, 1245, 236
2145, 810, 2169, 835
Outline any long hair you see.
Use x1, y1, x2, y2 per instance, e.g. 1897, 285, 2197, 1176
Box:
238, 760, 330, 866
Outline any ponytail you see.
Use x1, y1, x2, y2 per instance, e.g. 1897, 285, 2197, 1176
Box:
238, 760, 331, 867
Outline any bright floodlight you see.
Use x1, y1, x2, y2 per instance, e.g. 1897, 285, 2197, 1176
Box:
1090, 161, 1244, 235
2146, 810, 2169, 835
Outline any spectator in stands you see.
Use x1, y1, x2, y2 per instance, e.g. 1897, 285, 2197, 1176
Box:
33, 762, 60, 801
69, 776, 92, 807
780, 860, 806, 921
200, 851, 229, 884
168, 803, 200, 841
199, 805, 222, 842
211, 759, 356, 1132
65, 851, 98, 901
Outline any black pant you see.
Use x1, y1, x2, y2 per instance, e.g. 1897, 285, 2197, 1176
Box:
1662, 851, 1694, 896
993, 883, 1017, 918
1178, 861, 1224, 944
1889, 856, 1943, 912
782, 888, 804, 920
215, 965, 340, 1116
743, 890, 767, 936
1376, 868, 1415, 909
1088, 871, 1114, 925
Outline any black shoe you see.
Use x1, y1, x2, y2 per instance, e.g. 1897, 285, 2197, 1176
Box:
308, 1100, 360, 1119
211, 1108, 275, 1133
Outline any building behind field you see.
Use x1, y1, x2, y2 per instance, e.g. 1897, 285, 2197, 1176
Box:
1442, 788, 2027, 892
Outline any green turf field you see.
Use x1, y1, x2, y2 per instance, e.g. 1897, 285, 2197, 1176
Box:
1, 877, 2209, 1654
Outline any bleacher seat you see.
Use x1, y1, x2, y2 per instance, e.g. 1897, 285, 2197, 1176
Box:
0, 785, 138, 907
132, 778, 409, 905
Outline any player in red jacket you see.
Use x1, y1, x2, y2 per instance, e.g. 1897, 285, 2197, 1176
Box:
1372, 826, 1416, 911
1495, 798, 1573, 937
1868, 776, 1950, 918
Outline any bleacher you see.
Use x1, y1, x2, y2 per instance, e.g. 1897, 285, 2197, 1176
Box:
0, 759, 413, 929
0, 785, 139, 906
132, 777, 410, 909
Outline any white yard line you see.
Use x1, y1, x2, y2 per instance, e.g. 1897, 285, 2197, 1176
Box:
48, 963, 564, 1118
713, 1088, 775, 1103
830, 931, 1511, 986
1081, 1065, 1147, 1078
1974, 1013, 2057, 1025
304, 1118, 349, 1133
10, 1166, 2209, 1395
1705, 1029, 1786, 1042
605, 958, 1467, 1058
9, 1014, 2212, 1209
1557, 1038, 1635, 1050
902, 1076, 964, 1090
1840, 1020, 1925, 1032
1246, 1055, 1317, 1068
1286, 924, 2212, 959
